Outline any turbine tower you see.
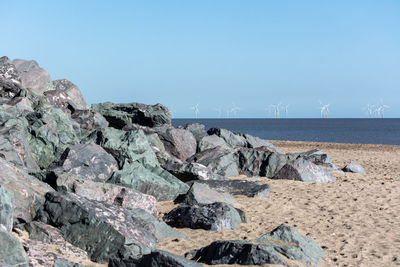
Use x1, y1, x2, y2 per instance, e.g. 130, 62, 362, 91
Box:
363, 104, 374, 118
230, 102, 240, 119
190, 104, 199, 119
283, 104, 289, 118
319, 102, 330, 119
378, 99, 389, 119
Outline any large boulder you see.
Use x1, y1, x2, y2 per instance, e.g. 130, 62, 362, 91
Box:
70, 109, 109, 131
178, 123, 207, 142
239, 133, 281, 152
175, 182, 237, 206
92, 101, 171, 128
109, 250, 203, 267
162, 160, 226, 182
207, 128, 247, 148
0, 185, 14, 232
188, 147, 239, 177
237, 148, 291, 177
51, 79, 88, 110
163, 202, 242, 231
49, 143, 119, 182
0, 158, 53, 223
342, 161, 366, 174
109, 162, 189, 201
187, 180, 270, 198
0, 56, 22, 99
272, 158, 336, 182
291, 149, 340, 172
198, 134, 231, 152
153, 125, 197, 161
255, 224, 326, 267
25, 106, 80, 168
187, 240, 288, 266
12, 58, 52, 94
37, 191, 184, 262
0, 227, 29, 266
56, 173, 158, 216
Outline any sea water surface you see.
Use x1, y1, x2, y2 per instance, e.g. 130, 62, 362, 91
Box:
172, 119, 400, 145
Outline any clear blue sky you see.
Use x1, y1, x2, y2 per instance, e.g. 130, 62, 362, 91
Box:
2, 1, 399, 118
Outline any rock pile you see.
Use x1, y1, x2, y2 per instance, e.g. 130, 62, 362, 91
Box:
0, 56, 365, 266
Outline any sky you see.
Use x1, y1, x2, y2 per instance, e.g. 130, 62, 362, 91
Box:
1, 1, 399, 118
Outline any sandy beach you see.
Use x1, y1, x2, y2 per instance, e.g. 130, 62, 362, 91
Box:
157, 141, 400, 266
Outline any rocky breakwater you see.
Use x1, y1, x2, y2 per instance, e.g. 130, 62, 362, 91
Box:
0, 56, 366, 266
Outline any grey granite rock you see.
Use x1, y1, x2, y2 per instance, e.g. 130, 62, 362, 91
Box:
343, 161, 366, 174
0, 185, 14, 232
13, 58, 52, 94
198, 134, 231, 152
0, 227, 29, 267
162, 160, 226, 182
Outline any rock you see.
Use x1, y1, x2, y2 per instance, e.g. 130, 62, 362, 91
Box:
0, 56, 22, 99
92, 101, 171, 128
22, 221, 95, 267
188, 147, 239, 177
36, 191, 181, 262
178, 123, 207, 142
109, 162, 189, 201
0, 227, 29, 267
70, 109, 109, 131
13, 58, 52, 94
239, 133, 281, 152
0, 158, 53, 223
52, 79, 88, 110
55, 173, 158, 216
272, 158, 336, 182
25, 105, 80, 168
163, 202, 242, 230
187, 180, 270, 198
290, 149, 341, 171
162, 160, 226, 182
154, 125, 197, 161
237, 148, 291, 177
255, 224, 325, 267
198, 134, 231, 152
342, 161, 366, 174
0, 185, 14, 232
49, 143, 119, 182
207, 127, 247, 148
175, 182, 237, 206
53, 258, 87, 267
0, 117, 40, 170
187, 240, 287, 266
109, 250, 203, 267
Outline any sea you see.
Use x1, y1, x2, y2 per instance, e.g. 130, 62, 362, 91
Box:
172, 119, 400, 146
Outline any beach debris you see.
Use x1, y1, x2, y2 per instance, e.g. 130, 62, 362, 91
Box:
342, 161, 366, 174
163, 202, 243, 230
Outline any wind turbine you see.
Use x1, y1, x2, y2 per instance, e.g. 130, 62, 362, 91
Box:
363, 104, 375, 118
319, 102, 330, 119
283, 104, 289, 118
230, 102, 241, 119
270, 104, 278, 118
190, 104, 199, 119
377, 99, 389, 119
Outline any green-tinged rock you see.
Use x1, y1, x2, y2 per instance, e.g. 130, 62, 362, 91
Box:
25, 106, 80, 168
198, 135, 231, 152
92, 101, 171, 128
0, 185, 14, 232
0, 227, 29, 267
109, 162, 188, 201
255, 224, 325, 267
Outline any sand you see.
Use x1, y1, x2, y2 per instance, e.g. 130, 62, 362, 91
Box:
157, 141, 400, 267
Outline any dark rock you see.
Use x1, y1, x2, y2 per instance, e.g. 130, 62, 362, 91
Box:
187, 240, 287, 266
49, 144, 119, 182
109, 162, 189, 201
237, 148, 291, 177
0, 185, 14, 232
239, 133, 281, 152
12, 58, 52, 94
52, 79, 88, 110
198, 134, 231, 152
70, 109, 109, 131
175, 182, 237, 206
162, 160, 226, 182
36, 191, 183, 262
0, 158, 53, 222
342, 161, 366, 174
0, 227, 29, 266
0, 56, 22, 99
55, 173, 158, 216
255, 224, 325, 267
163, 202, 242, 230
178, 123, 207, 142
207, 128, 247, 148
188, 147, 239, 177
290, 149, 341, 171
109, 250, 203, 267
187, 180, 270, 198
153, 125, 197, 161
22, 221, 95, 267
25, 106, 80, 168
272, 158, 336, 182
92, 101, 171, 128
